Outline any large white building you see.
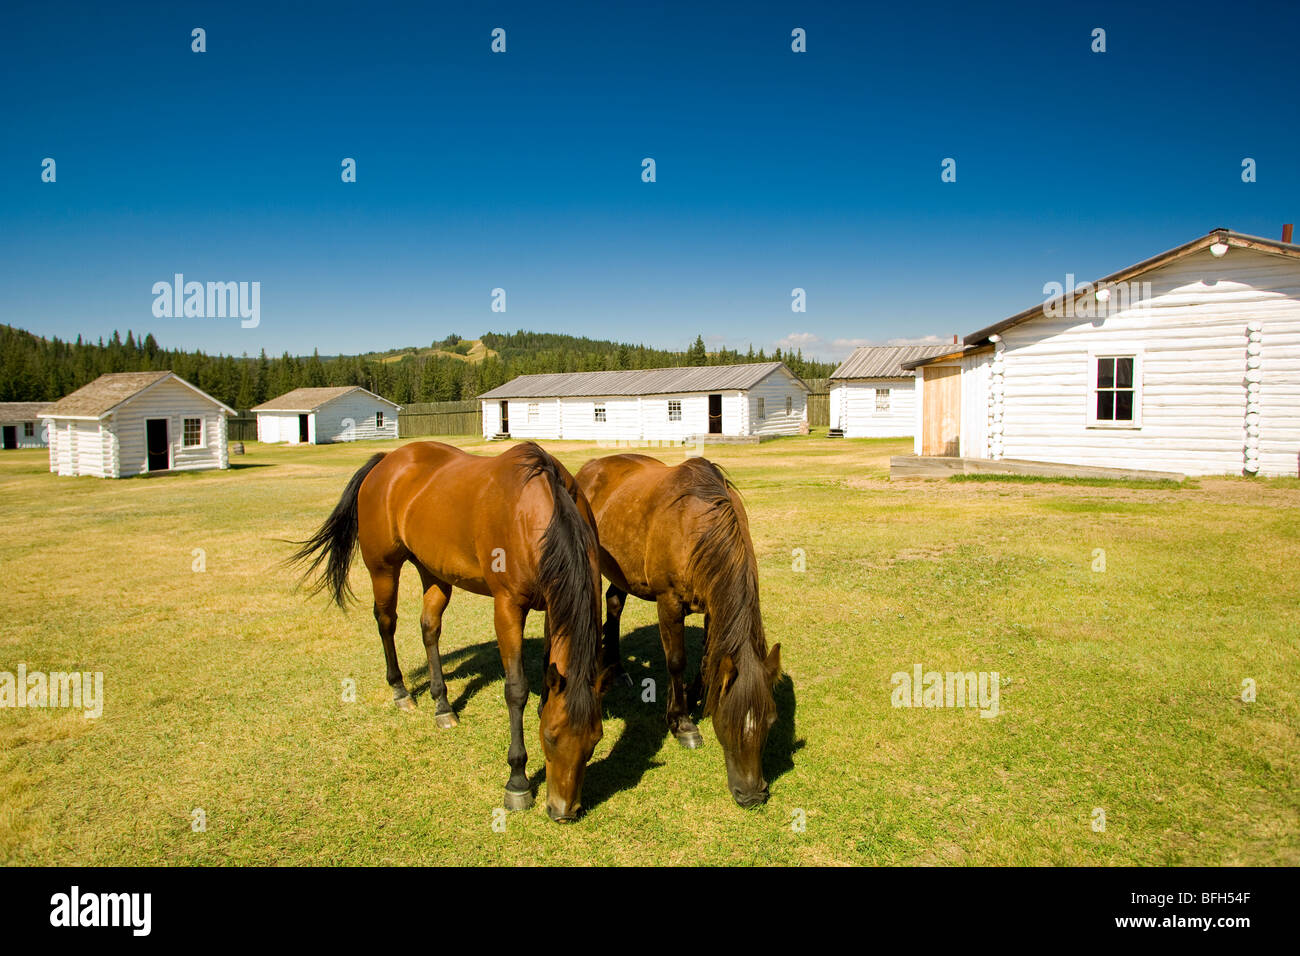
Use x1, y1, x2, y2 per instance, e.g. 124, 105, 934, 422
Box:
905, 228, 1300, 477
253, 386, 400, 444
46, 371, 234, 478
478, 362, 810, 442
828, 345, 954, 438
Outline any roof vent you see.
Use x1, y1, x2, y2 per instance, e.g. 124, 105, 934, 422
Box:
1284, 224, 1294, 244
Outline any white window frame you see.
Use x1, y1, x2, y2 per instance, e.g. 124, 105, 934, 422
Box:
23, 421, 35, 437
667, 400, 682, 422
785, 395, 792, 415
527, 402, 539, 424
875, 387, 891, 413
594, 403, 607, 423
757, 397, 765, 420
1087, 349, 1143, 428
182, 416, 205, 448
376, 411, 384, 428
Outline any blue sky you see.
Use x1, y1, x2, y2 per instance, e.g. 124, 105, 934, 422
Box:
2, 0, 1298, 360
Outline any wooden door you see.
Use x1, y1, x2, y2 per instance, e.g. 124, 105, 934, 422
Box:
2, 426, 15, 450
499, 401, 509, 434
298, 414, 310, 443
922, 365, 961, 456
708, 395, 722, 434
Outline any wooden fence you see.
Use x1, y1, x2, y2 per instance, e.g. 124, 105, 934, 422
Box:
228, 414, 258, 442
804, 378, 829, 428
398, 400, 482, 438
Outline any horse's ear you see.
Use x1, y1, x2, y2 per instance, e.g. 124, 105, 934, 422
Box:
545, 662, 567, 693
594, 665, 618, 697
765, 644, 782, 684
718, 655, 737, 696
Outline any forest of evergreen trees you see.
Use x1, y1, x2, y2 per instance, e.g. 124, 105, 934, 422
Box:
0, 325, 835, 411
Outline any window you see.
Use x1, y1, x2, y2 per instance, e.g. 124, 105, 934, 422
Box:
785, 395, 793, 415
757, 397, 765, 419
1090, 354, 1140, 426
875, 388, 891, 413
528, 403, 539, 423
668, 400, 682, 421
594, 403, 606, 422
23, 422, 34, 437
376, 411, 384, 428
183, 417, 203, 447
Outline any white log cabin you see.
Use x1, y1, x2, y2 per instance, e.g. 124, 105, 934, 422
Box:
905, 228, 1300, 477
478, 362, 810, 441
252, 386, 401, 444
45, 371, 235, 478
828, 345, 955, 437
0, 403, 54, 449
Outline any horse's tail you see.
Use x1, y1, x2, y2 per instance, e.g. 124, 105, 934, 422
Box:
517, 443, 602, 726
288, 452, 387, 608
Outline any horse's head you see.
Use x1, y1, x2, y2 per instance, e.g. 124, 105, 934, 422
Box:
538, 662, 614, 822
708, 643, 781, 807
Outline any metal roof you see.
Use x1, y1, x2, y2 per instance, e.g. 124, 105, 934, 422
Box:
252, 386, 399, 413
829, 345, 955, 380
0, 402, 54, 421
478, 362, 807, 399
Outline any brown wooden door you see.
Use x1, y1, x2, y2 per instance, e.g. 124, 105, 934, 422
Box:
708, 395, 722, 433
922, 365, 961, 456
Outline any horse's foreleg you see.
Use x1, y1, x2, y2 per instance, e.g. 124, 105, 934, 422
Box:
688, 612, 709, 710
657, 596, 703, 749
371, 563, 413, 712
419, 573, 456, 728
603, 584, 634, 688
495, 596, 533, 810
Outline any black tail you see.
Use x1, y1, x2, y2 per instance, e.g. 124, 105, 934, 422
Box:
517, 443, 602, 726
289, 453, 387, 608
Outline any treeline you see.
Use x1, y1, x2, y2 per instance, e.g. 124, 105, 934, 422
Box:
0, 325, 835, 410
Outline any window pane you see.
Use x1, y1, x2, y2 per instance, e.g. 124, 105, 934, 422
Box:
1114, 389, 1134, 421
1096, 390, 1113, 421
1097, 357, 1115, 389
1115, 357, 1134, 388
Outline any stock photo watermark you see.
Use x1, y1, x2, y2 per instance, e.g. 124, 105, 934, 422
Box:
0, 665, 103, 718
891, 664, 1001, 718
152, 274, 260, 328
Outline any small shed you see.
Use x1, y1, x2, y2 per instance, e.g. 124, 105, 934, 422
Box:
252, 386, 400, 444
46, 371, 235, 478
828, 345, 955, 437
478, 362, 809, 441
0, 402, 54, 449
904, 227, 1300, 477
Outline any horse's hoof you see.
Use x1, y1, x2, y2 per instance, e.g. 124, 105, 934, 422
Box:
434, 711, 459, 729
675, 729, 705, 749
503, 788, 534, 812
394, 697, 417, 713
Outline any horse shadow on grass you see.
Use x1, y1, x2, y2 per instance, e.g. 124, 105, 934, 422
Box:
403, 618, 801, 810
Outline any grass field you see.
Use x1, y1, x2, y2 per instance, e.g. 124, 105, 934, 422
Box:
2, 435, 1298, 866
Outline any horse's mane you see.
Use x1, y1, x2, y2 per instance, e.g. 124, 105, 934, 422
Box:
515, 442, 602, 728
675, 458, 773, 727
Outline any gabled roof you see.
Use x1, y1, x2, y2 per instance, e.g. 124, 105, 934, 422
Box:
0, 402, 54, 420
478, 361, 809, 400
830, 344, 955, 380
252, 386, 401, 413
47, 372, 236, 419
964, 228, 1300, 346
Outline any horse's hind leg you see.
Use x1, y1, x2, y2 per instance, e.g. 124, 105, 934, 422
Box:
603, 584, 634, 688
371, 563, 415, 712
657, 595, 703, 749
418, 569, 457, 728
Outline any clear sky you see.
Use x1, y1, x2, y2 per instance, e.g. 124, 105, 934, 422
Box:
2, 0, 1298, 360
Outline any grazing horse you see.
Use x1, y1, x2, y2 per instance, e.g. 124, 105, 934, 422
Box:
291, 441, 611, 822
576, 454, 781, 807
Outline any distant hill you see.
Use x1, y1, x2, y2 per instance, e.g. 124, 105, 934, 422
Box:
0, 324, 835, 410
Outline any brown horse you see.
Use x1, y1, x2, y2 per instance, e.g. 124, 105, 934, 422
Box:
576, 454, 781, 807
292, 440, 612, 822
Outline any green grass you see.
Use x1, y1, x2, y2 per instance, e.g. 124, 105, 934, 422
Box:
1, 436, 1298, 865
